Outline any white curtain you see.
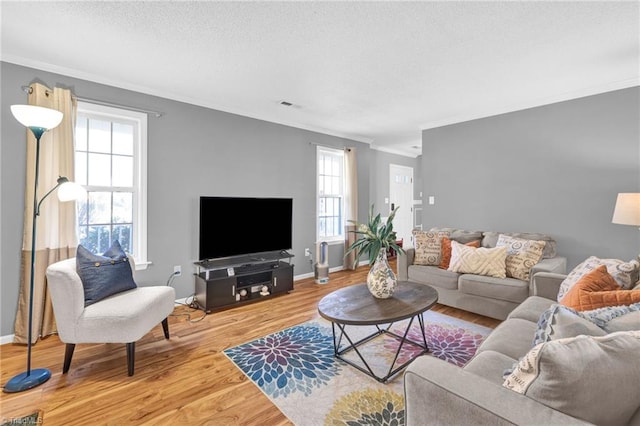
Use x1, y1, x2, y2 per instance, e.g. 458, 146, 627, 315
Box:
14, 83, 78, 344
344, 147, 358, 270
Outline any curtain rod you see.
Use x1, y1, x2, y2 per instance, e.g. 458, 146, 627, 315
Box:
21, 85, 163, 118
308, 142, 352, 152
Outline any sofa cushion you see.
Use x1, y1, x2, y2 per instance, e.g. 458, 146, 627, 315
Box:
408, 265, 459, 290
507, 296, 556, 322
459, 274, 529, 304
413, 230, 449, 266
495, 234, 545, 281
464, 350, 517, 386
429, 227, 484, 244
448, 242, 507, 279
503, 331, 640, 426
439, 237, 481, 270
557, 256, 640, 301
477, 318, 537, 360
560, 265, 640, 311
482, 231, 557, 259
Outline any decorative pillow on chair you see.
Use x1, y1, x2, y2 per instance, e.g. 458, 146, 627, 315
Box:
76, 240, 137, 306
439, 237, 481, 270
557, 256, 640, 301
559, 265, 640, 311
495, 234, 545, 281
448, 241, 507, 278
413, 230, 449, 266
503, 331, 640, 426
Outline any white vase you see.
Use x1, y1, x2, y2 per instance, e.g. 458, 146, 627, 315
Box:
366, 249, 398, 299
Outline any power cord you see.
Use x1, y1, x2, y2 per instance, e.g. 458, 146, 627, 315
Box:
166, 270, 179, 287
166, 271, 208, 322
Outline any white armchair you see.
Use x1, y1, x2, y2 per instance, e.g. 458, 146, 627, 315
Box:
46, 257, 175, 376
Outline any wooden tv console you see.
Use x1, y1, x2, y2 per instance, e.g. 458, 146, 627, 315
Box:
194, 252, 294, 313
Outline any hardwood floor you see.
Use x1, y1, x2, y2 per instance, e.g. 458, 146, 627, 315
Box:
0, 260, 500, 425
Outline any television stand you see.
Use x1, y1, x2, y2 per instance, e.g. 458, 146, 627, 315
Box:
193, 251, 294, 313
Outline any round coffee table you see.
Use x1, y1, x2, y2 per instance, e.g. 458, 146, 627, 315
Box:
318, 281, 438, 383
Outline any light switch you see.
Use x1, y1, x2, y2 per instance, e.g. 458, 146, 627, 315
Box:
428, 196, 435, 205
384, 197, 389, 204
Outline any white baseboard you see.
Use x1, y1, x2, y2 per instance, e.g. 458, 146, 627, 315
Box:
1, 334, 15, 345
295, 263, 362, 281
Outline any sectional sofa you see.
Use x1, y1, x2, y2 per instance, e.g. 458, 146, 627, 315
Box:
404, 272, 640, 425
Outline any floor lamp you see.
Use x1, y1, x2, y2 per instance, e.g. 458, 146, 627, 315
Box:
4, 105, 84, 393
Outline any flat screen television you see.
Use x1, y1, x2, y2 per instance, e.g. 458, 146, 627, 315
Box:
199, 196, 293, 261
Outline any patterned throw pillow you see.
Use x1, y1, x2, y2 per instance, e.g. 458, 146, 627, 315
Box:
532, 304, 606, 347
448, 241, 507, 278
495, 234, 545, 281
413, 230, 449, 266
580, 302, 640, 332
557, 256, 640, 301
560, 265, 640, 311
76, 240, 137, 306
439, 237, 481, 270
482, 231, 557, 259
503, 331, 640, 426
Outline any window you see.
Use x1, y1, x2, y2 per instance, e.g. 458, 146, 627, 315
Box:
74, 102, 148, 269
317, 146, 344, 242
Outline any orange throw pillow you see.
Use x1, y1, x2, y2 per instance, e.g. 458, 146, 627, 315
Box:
560, 265, 640, 311
439, 237, 481, 270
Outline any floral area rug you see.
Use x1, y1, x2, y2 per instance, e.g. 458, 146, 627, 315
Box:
224, 311, 491, 426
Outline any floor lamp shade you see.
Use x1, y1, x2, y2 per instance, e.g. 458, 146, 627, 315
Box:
11, 105, 63, 130
612, 193, 640, 226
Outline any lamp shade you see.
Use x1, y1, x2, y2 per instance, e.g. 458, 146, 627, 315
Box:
57, 181, 86, 202
612, 193, 640, 226
11, 105, 63, 130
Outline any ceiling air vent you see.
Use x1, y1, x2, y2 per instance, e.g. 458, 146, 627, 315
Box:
279, 101, 293, 107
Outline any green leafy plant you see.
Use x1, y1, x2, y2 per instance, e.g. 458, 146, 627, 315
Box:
345, 204, 405, 265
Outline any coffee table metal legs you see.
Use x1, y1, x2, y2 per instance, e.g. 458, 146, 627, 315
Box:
330, 313, 428, 383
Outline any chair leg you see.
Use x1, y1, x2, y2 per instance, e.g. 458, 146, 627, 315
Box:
126, 342, 135, 376
161, 317, 170, 339
63, 343, 75, 374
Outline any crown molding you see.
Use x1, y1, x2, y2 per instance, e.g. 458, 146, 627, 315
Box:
420, 77, 640, 131
371, 144, 420, 158
2, 55, 373, 145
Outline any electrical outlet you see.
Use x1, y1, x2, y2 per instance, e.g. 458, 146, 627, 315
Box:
305, 248, 311, 257
173, 265, 182, 276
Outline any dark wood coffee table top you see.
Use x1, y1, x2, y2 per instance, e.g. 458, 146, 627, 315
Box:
318, 281, 438, 326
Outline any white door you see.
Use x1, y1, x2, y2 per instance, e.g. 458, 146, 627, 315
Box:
389, 164, 414, 248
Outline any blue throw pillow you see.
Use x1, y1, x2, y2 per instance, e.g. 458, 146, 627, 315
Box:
76, 240, 137, 306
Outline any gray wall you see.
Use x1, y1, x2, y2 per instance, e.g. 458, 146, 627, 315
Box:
1, 61, 415, 337
422, 87, 640, 270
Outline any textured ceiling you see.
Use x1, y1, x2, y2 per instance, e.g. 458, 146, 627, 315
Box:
2, 1, 639, 157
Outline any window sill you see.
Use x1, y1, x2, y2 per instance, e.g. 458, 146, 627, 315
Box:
134, 261, 152, 271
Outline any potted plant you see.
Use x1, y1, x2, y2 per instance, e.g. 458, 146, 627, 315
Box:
345, 205, 405, 298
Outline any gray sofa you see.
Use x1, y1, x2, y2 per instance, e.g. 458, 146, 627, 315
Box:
397, 228, 567, 320
403, 272, 640, 425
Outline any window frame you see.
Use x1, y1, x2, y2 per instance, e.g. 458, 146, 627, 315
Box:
75, 101, 149, 270
316, 146, 345, 244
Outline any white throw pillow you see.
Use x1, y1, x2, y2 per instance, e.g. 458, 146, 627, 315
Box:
503, 331, 640, 426
448, 241, 507, 279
